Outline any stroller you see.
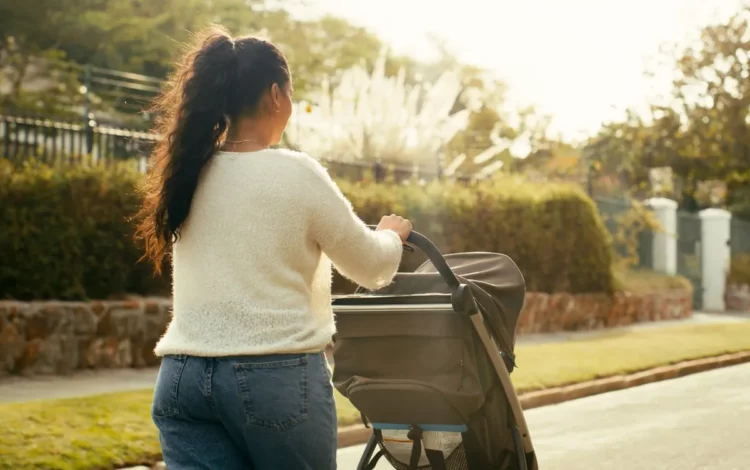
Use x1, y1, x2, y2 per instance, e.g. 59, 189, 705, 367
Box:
332, 230, 538, 470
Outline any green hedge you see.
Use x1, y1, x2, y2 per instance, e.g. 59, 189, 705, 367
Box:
0, 161, 615, 300
337, 178, 615, 294
0, 160, 169, 300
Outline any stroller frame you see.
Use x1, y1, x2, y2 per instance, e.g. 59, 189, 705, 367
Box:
333, 230, 538, 470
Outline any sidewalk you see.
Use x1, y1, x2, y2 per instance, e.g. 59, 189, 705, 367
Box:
0, 367, 159, 404
1, 311, 747, 405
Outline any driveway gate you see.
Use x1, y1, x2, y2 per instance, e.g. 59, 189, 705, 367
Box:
677, 211, 703, 309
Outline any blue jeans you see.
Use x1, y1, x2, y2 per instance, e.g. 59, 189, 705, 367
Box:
151, 352, 337, 469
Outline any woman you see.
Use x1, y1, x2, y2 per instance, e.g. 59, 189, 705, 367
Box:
136, 26, 412, 470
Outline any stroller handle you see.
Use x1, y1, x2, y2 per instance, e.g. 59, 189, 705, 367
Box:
367, 225, 460, 290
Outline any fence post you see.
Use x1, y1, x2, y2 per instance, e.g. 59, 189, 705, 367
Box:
83, 64, 94, 154
83, 64, 92, 122
373, 161, 385, 183
699, 208, 732, 311
644, 197, 677, 275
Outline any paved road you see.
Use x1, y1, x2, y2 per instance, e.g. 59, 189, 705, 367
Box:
2, 312, 746, 404
337, 362, 750, 469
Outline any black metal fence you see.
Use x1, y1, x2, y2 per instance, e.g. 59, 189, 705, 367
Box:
1, 114, 157, 166
0, 113, 465, 183
731, 217, 750, 255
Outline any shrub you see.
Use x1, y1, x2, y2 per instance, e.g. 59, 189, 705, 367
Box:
612, 267, 692, 293
728, 254, 750, 285
0, 160, 169, 300
0, 161, 614, 300
595, 197, 662, 268
338, 176, 615, 294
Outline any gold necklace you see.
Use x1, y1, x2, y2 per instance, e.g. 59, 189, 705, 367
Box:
223, 138, 268, 145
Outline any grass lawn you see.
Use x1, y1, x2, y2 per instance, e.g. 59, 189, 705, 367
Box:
2, 322, 750, 470
511, 322, 750, 392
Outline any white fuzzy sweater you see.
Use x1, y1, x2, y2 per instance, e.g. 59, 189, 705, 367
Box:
154, 149, 404, 357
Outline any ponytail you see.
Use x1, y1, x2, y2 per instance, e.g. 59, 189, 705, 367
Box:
136, 27, 238, 272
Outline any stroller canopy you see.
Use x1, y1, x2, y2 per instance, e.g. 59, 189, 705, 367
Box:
369, 252, 526, 356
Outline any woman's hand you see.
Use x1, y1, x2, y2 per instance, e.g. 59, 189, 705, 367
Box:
376, 214, 413, 243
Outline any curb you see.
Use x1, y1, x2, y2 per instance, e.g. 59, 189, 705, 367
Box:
337, 424, 374, 448
335, 350, 750, 448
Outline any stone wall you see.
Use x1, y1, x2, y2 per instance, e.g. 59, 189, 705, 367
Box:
0, 298, 171, 377
518, 290, 693, 334
0, 289, 692, 376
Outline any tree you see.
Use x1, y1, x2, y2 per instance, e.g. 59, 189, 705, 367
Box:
670, 8, 750, 212
0, 0, 532, 170
284, 52, 505, 177
0, 0, 417, 101
272, 15, 384, 94
0, 0, 103, 98
420, 36, 551, 176
584, 4, 750, 212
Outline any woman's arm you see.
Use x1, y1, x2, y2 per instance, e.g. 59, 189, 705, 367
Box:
304, 160, 406, 290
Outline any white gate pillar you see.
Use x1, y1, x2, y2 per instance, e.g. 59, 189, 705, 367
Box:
644, 197, 678, 275
699, 208, 732, 311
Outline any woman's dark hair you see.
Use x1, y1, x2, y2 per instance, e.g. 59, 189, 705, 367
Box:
135, 25, 290, 272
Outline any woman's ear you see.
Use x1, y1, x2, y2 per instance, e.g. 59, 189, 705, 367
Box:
270, 83, 281, 112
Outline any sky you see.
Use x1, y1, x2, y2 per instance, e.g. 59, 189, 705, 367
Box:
298, 0, 745, 140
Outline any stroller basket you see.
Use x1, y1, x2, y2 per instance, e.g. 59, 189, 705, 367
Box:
332, 230, 538, 470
